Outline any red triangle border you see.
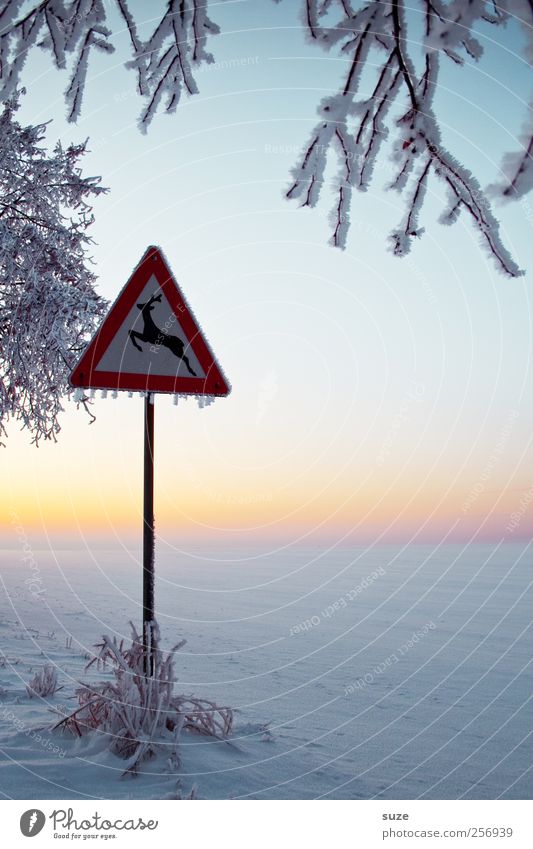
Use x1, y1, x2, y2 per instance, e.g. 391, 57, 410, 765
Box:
70, 246, 231, 396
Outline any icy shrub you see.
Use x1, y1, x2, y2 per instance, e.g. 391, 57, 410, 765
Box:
53, 621, 233, 775
27, 663, 61, 698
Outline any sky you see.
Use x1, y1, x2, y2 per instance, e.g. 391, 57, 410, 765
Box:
2, 0, 532, 551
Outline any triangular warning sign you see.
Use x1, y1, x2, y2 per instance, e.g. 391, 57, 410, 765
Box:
70, 246, 230, 396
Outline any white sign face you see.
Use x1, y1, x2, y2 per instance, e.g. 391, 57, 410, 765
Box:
95, 275, 206, 379
70, 245, 231, 396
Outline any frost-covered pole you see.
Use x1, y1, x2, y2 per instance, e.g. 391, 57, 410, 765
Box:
143, 393, 155, 675
69, 246, 231, 674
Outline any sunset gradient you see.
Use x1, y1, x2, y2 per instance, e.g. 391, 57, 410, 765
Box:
1, 1, 532, 551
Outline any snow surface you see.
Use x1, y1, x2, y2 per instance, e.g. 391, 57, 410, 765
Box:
0, 542, 531, 800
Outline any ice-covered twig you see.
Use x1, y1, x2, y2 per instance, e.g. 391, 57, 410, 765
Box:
0, 93, 107, 444
0, 1, 528, 272
0, 1, 221, 129
281, 0, 524, 275
499, 132, 533, 200
0, 1, 114, 122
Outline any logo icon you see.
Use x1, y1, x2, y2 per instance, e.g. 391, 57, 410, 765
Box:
20, 809, 45, 837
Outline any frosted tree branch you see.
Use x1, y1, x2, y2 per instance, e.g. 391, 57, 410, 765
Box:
0, 1, 529, 271
0, 93, 107, 444
0, 0, 114, 123
0, 1, 221, 131
283, 0, 524, 275
489, 0, 533, 200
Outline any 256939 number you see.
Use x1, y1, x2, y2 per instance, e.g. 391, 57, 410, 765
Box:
469, 828, 513, 838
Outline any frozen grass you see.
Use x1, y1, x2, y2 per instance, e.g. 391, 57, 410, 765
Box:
53, 621, 234, 775
26, 663, 61, 698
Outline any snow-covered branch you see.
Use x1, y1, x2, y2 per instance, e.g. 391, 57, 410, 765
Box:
0, 93, 107, 444
283, 0, 524, 275
489, 0, 533, 200
0, 1, 529, 272
0, 0, 114, 122
123, 0, 221, 132
0, 1, 221, 130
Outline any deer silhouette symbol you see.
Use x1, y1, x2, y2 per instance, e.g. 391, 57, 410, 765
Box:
129, 292, 197, 376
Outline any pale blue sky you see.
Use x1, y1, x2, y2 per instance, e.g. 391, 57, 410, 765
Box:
3, 0, 532, 549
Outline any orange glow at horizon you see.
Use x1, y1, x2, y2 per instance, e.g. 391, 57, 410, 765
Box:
4, 454, 532, 545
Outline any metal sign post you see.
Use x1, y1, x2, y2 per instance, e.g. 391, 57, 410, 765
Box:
69, 246, 230, 677
143, 393, 155, 675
